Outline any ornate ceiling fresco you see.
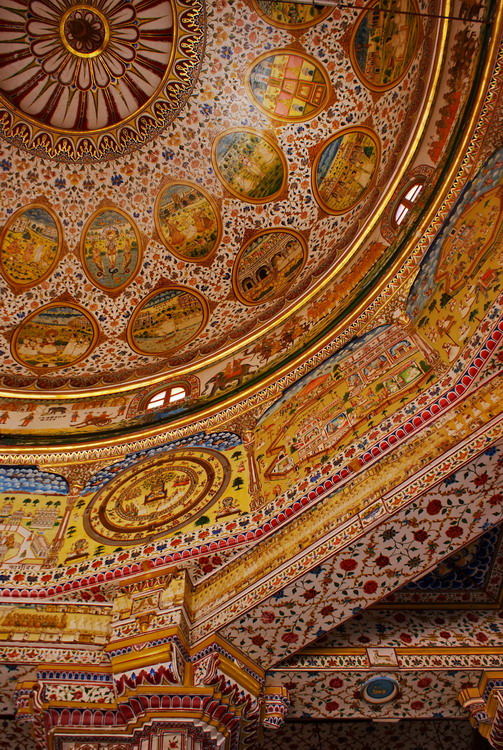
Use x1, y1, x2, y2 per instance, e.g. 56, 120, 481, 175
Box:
0, 0, 501, 746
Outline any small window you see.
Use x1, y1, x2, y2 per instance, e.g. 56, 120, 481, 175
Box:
146, 385, 187, 410
393, 180, 424, 227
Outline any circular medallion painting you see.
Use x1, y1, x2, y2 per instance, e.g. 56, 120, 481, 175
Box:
0, 204, 62, 290
361, 676, 400, 704
155, 181, 222, 262
233, 229, 307, 305
212, 128, 287, 203
128, 286, 209, 356
0, 0, 205, 162
351, 0, 420, 91
81, 208, 142, 293
312, 127, 380, 215
11, 303, 99, 370
253, 0, 332, 29
245, 49, 330, 122
84, 448, 231, 545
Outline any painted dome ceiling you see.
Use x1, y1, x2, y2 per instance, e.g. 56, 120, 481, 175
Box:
0, 0, 491, 443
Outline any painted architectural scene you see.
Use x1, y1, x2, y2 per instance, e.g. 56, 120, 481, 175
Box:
234, 229, 306, 304
81, 209, 141, 292
213, 129, 286, 202
313, 128, 380, 213
253, 0, 332, 28
156, 182, 221, 261
246, 50, 330, 121
0, 205, 60, 288
351, 0, 420, 90
12, 304, 98, 370
128, 287, 208, 356
256, 323, 435, 489
407, 146, 503, 364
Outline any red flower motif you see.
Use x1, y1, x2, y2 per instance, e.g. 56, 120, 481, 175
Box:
325, 700, 339, 711
329, 677, 343, 688
340, 559, 358, 572
474, 472, 489, 486
417, 677, 431, 688
394, 613, 406, 623
439, 631, 452, 639
73, 690, 83, 700
251, 635, 265, 647
489, 493, 502, 506
282, 632, 299, 643
400, 633, 412, 643
261, 611, 275, 624
302, 587, 317, 600
467, 613, 479, 623
321, 604, 334, 617
426, 499, 442, 515
476, 632, 488, 643
413, 530, 429, 542
411, 701, 424, 710
446, 525, 463, 538
375, 554, 390, 568
363, 580, 378, 594
358, 635, 370, 644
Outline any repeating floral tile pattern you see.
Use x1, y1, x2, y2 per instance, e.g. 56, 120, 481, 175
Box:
266, 669, 481, 720
313, 607, 503, 649
220, 442, 503, 664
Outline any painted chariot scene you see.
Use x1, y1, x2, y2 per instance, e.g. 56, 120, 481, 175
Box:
12, 305, 97, 370
81, 209, 140, 292
351, 0, 420, 90
129, 287, 207, 356
246, 51, 329, 121
213, 129, 286, 202
234, 229, 306, 304
156, 183, 221, 262
314, 128, 379, 213
0, 205, 60, 288
253, 0, 332, 28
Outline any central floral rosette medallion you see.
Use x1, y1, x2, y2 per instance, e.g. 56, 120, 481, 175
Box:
0, 0, 205, 161
60, 6, 109, 56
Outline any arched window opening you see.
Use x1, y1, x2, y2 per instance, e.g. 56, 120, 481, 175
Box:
394, 181, 424, 227
146, 385, 187, 410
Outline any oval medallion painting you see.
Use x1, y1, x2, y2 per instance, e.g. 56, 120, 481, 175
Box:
128, 286, 209, 356
246, 50, 330, 122
0, 204, 62, 290
234, 229, 307, 305
84, 449, 231, 545
212, 128, 287, 203
11, 303, 99, 370
312, 127, 380, 215
253, 0, 332, 29
351, 0, 420, 91
81, 208, 142, 293
155, 182, 222, 262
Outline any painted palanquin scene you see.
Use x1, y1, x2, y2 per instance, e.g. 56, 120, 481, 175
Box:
156, 182, 222, 261
0, 0, 501, 747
